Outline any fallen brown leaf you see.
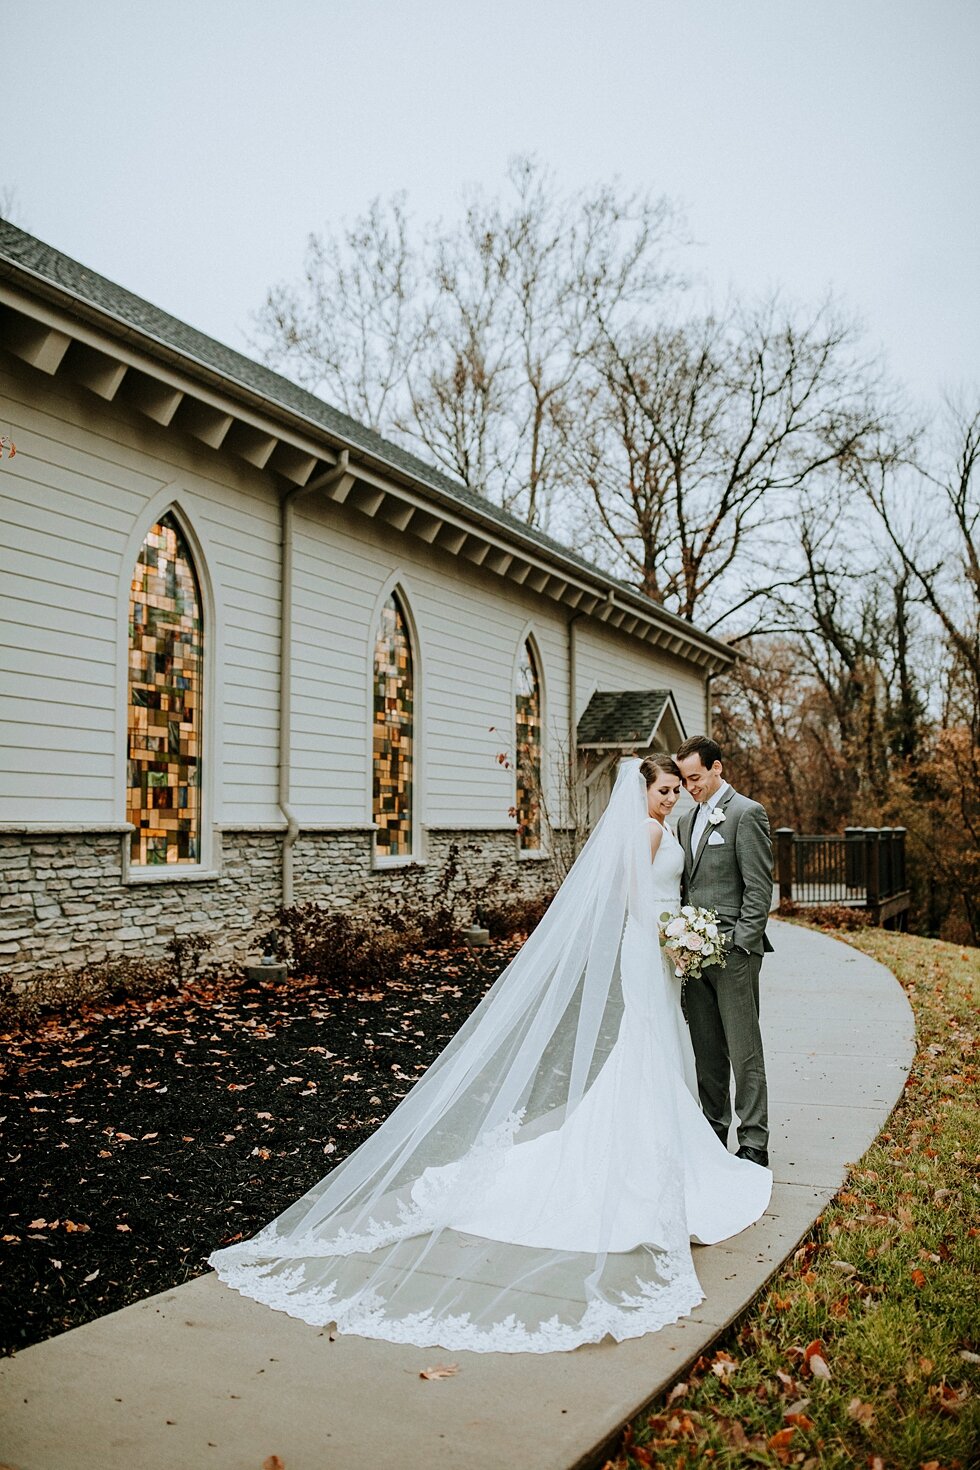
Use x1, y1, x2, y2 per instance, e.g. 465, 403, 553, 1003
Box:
419, 1364, 459, 1380
768, 1426, 795, 1448
710, 1352, 738, 1380
716, 1417, 749, 1449
802, 1339, 832, 1381
929, 1381, 970, 1416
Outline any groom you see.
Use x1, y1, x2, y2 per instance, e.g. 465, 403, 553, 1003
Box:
675, 735, 773, 1167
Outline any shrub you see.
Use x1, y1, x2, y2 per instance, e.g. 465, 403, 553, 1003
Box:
479, 892, 555, 939
777, 899, 873, 931
166, 931, 213, 988
0, 931, 214, 1028
371, 845, 515, 950
267, 903, 418, 990
0, 954, 177, 1028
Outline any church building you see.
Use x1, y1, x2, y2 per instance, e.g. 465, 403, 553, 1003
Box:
0, 222, 733, 979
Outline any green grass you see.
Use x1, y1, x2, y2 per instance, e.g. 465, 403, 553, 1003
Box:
605, 930, 980, 1470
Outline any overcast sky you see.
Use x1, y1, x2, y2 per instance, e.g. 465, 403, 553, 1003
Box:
3, 0, 977, 414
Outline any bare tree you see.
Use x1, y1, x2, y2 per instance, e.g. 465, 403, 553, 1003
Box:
860, 396, 980, 730
396, 189, 519, 506
571, 296, 887, 632
253, 159, 679, 529
253, 195, 429, 432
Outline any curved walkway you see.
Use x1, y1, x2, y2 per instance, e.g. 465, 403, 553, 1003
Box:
0, 921, 915, 1470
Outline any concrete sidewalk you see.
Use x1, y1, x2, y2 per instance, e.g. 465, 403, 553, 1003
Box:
0, 921, 915, 1470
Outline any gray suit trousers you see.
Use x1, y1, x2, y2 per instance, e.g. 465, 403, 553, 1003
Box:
684, 948, 768, 1151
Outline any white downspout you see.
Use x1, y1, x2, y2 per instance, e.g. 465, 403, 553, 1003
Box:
567, 611, 584, 834
278, 451, 349, 906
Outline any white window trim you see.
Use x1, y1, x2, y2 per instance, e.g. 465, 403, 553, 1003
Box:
366, 571, 424, 867
115, 486, 223, 883
513, 624, 548, 857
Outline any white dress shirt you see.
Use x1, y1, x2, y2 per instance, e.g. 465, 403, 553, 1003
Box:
692, 779, 730, 851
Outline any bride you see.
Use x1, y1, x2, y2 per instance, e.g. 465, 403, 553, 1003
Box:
210, 756, 771, 1353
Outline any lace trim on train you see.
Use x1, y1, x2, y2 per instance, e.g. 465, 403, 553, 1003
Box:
208, 1252, 705, 1354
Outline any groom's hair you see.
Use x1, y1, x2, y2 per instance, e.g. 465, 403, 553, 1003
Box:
676, 735, 723, 769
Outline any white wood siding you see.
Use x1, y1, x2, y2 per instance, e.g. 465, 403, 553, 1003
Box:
575, 623, 707, 739
289, 496, 574, 831
1, 349, 710, 843
0, 356, 281, 825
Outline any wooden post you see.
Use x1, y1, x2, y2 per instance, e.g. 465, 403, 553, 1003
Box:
893, 827, 907, 891
844, 826, 863, 891
878, 827, 895, 897
864, 827, 881, 916
775, 828, 795, 904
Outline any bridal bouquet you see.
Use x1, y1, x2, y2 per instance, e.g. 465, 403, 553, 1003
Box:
658, 905, 728, 982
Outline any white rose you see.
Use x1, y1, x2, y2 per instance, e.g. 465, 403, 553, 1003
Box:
684, 933, 704, 951
681, 905, 695, 918
664, 916, 687, 939
706, 922, 718, 939
708, 808, 726, 826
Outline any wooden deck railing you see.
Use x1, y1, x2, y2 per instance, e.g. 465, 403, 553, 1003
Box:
774, 826, 910, 926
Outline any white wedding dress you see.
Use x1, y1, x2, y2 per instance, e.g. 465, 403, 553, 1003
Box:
419, 820, 770, 1254
211, 763, 772, 1353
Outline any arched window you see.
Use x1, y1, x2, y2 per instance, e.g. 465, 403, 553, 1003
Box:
373, 590, 414, 857
515, 640, 542, 850
127, 513, 203, 866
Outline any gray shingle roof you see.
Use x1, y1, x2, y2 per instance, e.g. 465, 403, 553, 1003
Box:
0, 220, 733, 665
577, 690, 675, 748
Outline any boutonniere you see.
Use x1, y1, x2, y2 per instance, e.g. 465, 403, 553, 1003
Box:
707, 808, 726, 827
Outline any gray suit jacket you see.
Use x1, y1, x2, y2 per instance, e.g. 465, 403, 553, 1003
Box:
678, 786, 774, 956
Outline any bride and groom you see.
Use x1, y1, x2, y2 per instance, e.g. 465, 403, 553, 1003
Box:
211, 736, 775, 1353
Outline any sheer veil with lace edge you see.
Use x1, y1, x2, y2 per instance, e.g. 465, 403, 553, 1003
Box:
209, 759, 709, 1352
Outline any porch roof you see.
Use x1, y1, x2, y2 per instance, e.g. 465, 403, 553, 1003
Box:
576, 689, 685, 750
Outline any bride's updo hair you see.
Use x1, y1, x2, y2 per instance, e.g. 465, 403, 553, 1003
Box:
640, 753, 682, 786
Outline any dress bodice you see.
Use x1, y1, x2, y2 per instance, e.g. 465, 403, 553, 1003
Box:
648, 820, 684, 908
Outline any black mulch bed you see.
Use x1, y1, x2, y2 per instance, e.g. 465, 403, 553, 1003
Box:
0, 943, 517, 1356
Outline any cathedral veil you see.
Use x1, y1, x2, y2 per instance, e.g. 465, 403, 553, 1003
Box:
209, 758, 708, 1352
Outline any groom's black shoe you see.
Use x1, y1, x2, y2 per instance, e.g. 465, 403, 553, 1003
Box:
736, 1145, 770, 1167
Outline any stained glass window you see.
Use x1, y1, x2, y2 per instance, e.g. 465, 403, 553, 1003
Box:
127, 514, 203, 866
373, 591, 414, 857
515, 640, 542, 850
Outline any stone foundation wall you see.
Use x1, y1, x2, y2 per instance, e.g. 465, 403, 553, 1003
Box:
0, 826, 560, 984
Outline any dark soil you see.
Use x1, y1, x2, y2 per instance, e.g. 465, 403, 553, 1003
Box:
0, 943, 516, 1355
